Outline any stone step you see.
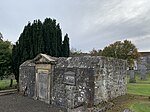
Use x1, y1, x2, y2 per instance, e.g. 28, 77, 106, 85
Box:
0, 89, 17, 96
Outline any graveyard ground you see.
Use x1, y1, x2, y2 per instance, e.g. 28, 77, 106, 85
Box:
0, 94, 61, 112
108, 71, 150, 112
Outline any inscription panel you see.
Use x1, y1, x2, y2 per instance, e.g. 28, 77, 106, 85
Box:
63, 71, 76, 85
39, 73, 48, 99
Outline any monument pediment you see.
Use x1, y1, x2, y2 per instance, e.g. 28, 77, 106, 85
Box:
33, 53, 57, 64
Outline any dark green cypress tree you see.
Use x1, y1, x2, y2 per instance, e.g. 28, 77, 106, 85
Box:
12, 42, 20, 81
43, 18, 53, 56
56, 24, 62, 57
12, 18, 70, 82
50, 19, 57, 56
36, 20, 44, 53
62, 34, 70, 57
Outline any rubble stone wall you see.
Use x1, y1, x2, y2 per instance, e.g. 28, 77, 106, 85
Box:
19, 55, 127, 111
94, 57, 127, 105
19, 63, 35, 97
52, 56, 127, 109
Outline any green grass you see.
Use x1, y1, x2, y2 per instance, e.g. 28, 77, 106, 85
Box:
127, 71, 150, 112
127, 71, 150, 84
107, 71, 150, 112
130, 101, 150, 112
0, 79, 17, 90
127, 71, 150, 96
135, 71, 150, 83
127, 83, 150, 96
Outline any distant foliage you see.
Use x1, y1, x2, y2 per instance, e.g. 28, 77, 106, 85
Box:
89, 48, 102, 56
70, 48, 82, 57
102, 40, 140, 68
62, 34, 70, 57
12, 18, 70, 82
0, 38, 12, 79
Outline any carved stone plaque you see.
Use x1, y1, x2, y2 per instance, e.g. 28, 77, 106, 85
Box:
63, 71, 76, 85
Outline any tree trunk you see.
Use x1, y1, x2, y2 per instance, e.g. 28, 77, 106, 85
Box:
10, 79, 13, 87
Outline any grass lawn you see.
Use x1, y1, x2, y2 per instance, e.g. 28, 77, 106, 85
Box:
0, 79, 17, 90
130, 101, 150, 112
128, 71, 150, 84
127, 71, 150, 112
127, 71, 150, 96
127, 83, 150, 96
108, 71, 150, 112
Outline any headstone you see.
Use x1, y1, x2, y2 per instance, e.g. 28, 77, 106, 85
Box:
140, 60, 147, 80
129, 70, 136, 83
140, 66, 146, 80
123, 108, 132, 112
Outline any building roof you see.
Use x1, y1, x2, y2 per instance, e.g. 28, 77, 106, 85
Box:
20, 53, 127, 67
40, 53, 56, 62
20, 60, 35, 67
139, 52, 150, 57
33, 53, 57, 64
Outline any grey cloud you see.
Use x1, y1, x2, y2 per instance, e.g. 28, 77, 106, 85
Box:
0, 0, 150, 52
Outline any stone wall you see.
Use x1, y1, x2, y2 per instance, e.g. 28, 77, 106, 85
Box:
52, 56, 127, 109
52, 67, 94, 109
19, 60, 35, 97
19, 54, 127, 111
94, 57, 127, 105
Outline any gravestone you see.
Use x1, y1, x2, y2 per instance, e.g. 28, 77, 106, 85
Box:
140, 64, 147, 80
140, 58, 147, 80
129, 70, 136, 83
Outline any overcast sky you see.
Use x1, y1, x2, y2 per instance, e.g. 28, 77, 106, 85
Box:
0, 0, 150, 52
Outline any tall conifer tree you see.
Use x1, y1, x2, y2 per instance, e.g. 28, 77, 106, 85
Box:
62, 34, 70, 57
12, 18, 70, 82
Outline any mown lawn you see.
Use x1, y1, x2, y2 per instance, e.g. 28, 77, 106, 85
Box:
0, 79, 17, 90
130, 101, 150, 112
127, 71, 150, 112
127, 71, 150, 96
127, 83, 150, 96
108, 71, 150, 112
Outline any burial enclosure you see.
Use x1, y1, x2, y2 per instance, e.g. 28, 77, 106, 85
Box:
19, 53, 127, 110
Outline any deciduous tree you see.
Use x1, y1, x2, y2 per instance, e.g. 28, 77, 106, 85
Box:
102, 40, 140, 68
89, 48, 102, 56
0, 38, 12, 79
102, 40, 140, 83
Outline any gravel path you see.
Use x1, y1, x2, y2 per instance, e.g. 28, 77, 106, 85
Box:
0, 94, 62, 112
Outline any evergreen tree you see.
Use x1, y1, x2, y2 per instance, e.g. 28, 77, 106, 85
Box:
62, 34, 70, 57
12, 18, 70, 82
56, 24, 62, 57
